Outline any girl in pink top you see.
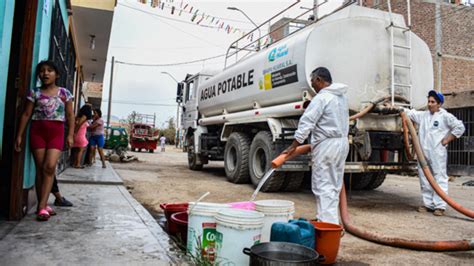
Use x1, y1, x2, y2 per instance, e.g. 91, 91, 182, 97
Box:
71, 104, 92, 168
15, 60, 75, 221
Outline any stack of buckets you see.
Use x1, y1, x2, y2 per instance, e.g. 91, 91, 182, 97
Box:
183, 200, 342, 265
186, 200, 295, 265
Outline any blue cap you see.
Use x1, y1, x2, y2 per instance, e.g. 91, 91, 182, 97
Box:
428, 90, 444, 104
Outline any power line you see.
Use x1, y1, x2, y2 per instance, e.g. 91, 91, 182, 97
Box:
119, 3, 226, 49
125, 0, 253, 24
101, 100, 176, 107
115, 53, 225, 67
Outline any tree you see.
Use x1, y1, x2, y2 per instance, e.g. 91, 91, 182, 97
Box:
126, 111, 142, 134
159, 117, 176, 145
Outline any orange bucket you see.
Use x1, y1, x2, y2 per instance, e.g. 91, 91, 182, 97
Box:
310, 221, 344, 264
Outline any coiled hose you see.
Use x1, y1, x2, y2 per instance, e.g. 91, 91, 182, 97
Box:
271, 106, 474, 251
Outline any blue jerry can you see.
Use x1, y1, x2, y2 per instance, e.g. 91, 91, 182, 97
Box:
270, 218, 315, 248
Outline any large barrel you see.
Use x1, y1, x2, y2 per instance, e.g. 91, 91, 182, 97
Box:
197, 5, 433, 118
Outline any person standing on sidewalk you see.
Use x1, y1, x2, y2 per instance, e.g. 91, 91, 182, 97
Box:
15, 60, 75, 221
88, 109, 107, 168
159, 135, 166, 152
406, 90, 465, 216
284, 67, 349, 224
71, 105, 92, 168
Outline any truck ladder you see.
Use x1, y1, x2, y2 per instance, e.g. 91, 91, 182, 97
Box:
386, 0, 413, 108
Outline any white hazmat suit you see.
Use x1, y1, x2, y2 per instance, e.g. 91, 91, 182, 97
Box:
407, 108, 465, 210
294, 83, 350, 223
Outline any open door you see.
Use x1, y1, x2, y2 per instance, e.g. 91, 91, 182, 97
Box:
0, 0, 38, 220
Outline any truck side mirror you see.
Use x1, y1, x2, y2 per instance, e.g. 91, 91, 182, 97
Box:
176, 82, 184, 103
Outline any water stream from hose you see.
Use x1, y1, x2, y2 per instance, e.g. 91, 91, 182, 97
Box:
250, 168, 276, 201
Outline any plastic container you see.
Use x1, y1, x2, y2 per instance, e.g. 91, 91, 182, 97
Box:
255, 200, 295, 242
270, 218, 315, 248
311, 221, 344, 265
170, 211, 188, 246
186, 202, 230, 262
215, 209, 264, 266
229, 201, 256, 210
159, 203, 188, 235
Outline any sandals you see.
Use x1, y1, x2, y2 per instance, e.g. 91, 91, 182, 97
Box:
36, 209, 50, 221
45, 206, 57, 216
36, 206, 56, 221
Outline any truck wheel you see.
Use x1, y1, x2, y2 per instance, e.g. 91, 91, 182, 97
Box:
224, 132, 250, 183
365, 172, 386, 190
281, 172, 305, 192
249, 131, 285, 192
149, 149, 154, 153
131, 148, 136, 152
344, 173, 373, 190
188, 136, 203, 171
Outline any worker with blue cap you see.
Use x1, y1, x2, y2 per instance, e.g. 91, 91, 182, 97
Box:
406, 90, 465, 216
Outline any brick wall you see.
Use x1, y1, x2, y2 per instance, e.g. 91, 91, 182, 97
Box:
364, 0, 473, 107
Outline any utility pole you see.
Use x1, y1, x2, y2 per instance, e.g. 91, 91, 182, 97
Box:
435, 0, 442, 92
106, 56, 115, 131
314, 0, 318, 19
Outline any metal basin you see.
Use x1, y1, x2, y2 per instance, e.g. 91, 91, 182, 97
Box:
243, 242, 323, 266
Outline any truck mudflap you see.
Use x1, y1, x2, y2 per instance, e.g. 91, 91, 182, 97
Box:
344, 162, 417, 174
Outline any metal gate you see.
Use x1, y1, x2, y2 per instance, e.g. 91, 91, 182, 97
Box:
49, 0, 76, 174
447, 107, 474, 176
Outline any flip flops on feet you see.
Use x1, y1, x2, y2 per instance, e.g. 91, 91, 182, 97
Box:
45, 206, 57, 216
36, 209, 50, 221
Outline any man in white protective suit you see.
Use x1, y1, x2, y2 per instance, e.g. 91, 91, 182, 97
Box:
284, 67, 349, 224
406, 90, 465, 216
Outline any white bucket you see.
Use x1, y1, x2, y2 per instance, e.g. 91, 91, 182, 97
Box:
186, 202, 230, 263
215, 209, 264, 266
255, 200, 295, 242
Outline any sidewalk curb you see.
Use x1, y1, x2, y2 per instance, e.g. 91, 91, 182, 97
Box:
117, 186, 183, 264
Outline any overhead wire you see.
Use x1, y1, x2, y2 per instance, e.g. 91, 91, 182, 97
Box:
119, 3, 227, 49
115, 54, 225, 67
124, 0, 254, 24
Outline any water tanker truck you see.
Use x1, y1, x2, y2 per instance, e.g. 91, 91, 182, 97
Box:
176, 5, 433, 192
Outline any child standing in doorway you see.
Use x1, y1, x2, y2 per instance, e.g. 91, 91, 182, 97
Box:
15, 60, 75, 221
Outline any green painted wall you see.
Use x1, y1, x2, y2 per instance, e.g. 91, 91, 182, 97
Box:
0, 0, 15, 159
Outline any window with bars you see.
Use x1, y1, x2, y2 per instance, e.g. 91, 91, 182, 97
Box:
447, 107, 474, 176
49, 0, 77, 172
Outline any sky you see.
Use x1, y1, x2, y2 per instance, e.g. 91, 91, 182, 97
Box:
102, 0, 344, 128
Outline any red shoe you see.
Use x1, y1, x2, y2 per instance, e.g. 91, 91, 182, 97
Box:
36, 209, 50, 221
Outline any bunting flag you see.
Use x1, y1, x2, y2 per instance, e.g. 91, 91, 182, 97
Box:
138, 0, 252, 36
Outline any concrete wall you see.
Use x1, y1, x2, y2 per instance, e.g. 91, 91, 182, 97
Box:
0, 0, 15, 158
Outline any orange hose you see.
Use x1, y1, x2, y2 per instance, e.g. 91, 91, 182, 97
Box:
401, 114, 413, 161
340, 185, 474, 251
401, 112, 474, 219
349, 103, 375, 121
271, 144, 311, 168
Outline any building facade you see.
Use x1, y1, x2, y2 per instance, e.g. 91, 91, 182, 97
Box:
0, 0, 114, 220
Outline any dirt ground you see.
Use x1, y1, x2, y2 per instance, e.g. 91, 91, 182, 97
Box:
112, 145, 474, 265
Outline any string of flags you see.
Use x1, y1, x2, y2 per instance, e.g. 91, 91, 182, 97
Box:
137, 0, 272, 44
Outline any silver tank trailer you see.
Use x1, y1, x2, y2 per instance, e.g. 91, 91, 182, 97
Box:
197, 6, 433, 119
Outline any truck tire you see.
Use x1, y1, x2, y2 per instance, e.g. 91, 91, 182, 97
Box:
149, 149, 154, 153
344, 173, 373, 190
224, 132, 251, 184
249, 131, 285, 192
131, 148, 136, 152
281, 172, 305, 192
365, 172, 386, 190
188, 136, 203, 171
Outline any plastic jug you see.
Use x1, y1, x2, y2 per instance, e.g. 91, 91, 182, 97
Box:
270, 218, 315, 248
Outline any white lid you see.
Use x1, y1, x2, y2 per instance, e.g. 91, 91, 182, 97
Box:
255, 200, 295, 213
188, 202, 230, 217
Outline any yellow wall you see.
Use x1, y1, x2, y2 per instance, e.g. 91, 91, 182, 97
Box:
71, 0, 115, 11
